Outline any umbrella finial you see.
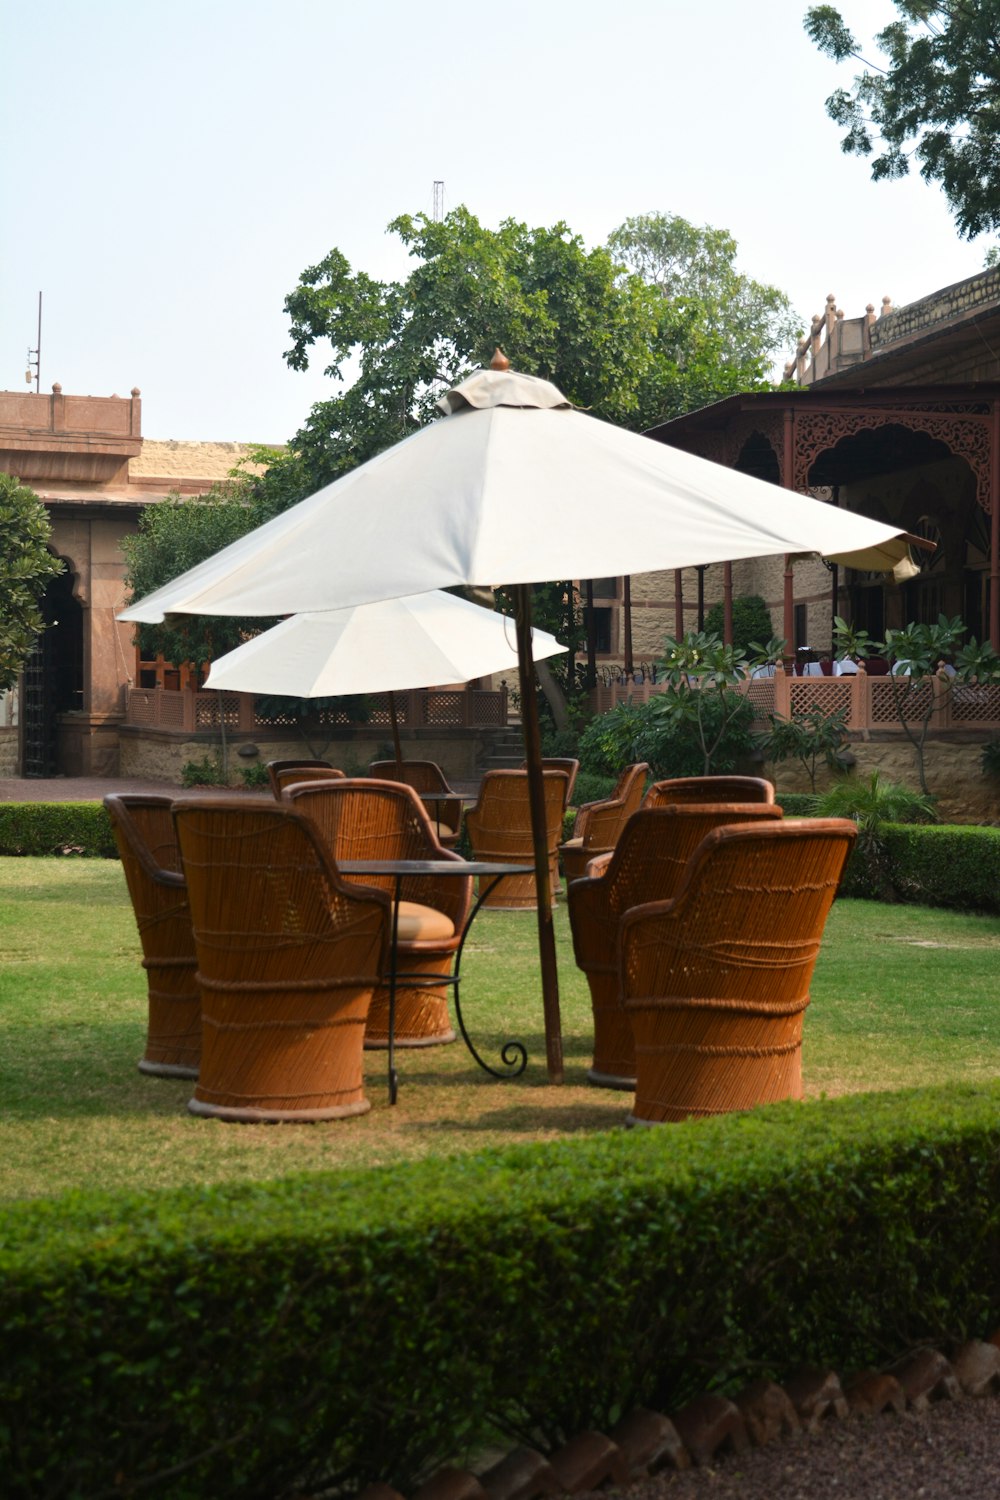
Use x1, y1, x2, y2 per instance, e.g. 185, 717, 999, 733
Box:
491, 348, 510, 371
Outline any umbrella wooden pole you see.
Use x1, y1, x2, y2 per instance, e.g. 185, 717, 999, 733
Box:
514, 583, 563, 1083
388, 691, 404, 764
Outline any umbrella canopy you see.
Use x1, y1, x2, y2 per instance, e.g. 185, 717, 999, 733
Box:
120, 366, 911, 627
120, 359, 917, 1085
202, 590, 565, 698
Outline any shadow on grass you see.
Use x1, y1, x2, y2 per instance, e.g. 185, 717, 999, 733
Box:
425, 1102, 629, 1134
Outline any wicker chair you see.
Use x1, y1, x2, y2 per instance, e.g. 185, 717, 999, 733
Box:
104, 793, 200, 1079
520, 757, 580, 805
559, 762, 649, 883
568, 803, 784, 1089
173, 797, 389, 1122
643, 775, 776, 808
464, 768, 570, 909
285, 778, 472, 1047
368, 759, 463, 847
620, 818, 857, 1125
267, 761, 344, 798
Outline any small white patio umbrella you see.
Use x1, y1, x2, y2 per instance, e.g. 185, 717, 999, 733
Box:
121, 355, 916, 1083
203, 589, 566, 763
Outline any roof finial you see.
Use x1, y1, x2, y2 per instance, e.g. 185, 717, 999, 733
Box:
490, 348, 510, 371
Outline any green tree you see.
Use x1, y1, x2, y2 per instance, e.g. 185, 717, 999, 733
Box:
607, 212, 801, 372
805, 2, 1000, 239
763, 704, 850, 792
278, 205, 796, 497
0, 472, 64, 692
120, 482, 277, 672
704, 594, 775, 655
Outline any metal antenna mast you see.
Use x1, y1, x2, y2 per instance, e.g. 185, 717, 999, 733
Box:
25, 291, 41, 392
432, 180, 445, 221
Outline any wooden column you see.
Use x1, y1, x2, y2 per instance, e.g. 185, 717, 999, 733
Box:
782, 405, 796, 662
623, 575, 634, 676
783, 557, 795, 660
674, 569, 684, 637
723, 562, 734, 645
992, 400, 1000, 650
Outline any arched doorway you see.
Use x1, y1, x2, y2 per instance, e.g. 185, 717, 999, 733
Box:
21, 562, 83, 778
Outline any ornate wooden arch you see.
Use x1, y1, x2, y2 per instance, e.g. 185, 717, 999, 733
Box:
790, 404, 992, 514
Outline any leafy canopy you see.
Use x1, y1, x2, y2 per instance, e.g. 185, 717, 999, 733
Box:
805, 2, 1000, 239
608, 212, 801, 372
0, 472, 64, 692
279, 205, 792, 494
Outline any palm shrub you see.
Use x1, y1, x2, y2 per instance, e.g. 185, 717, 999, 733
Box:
816, 771, 937, 898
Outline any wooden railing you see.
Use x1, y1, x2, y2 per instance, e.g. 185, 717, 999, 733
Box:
589, 664, 1000, 734
124, 685, 509, 734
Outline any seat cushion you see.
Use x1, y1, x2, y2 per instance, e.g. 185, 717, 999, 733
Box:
393, 901, 456, 943
561, 837, 583, 853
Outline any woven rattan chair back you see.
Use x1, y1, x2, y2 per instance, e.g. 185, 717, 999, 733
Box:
173, 797, 389, 1121
268, 761, 344, 798
560, 762, 649, 883
104, 793, 200, 1079
643, 775, 775, 808
464, 769, 570, 909
520, 757, 580, 805
568, 803, 784, 1089
368, 760, 462, 844
620, 818, 857, 1125
285, 778, 471, 1047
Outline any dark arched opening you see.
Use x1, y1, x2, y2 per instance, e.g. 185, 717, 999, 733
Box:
21, 562, 83, 778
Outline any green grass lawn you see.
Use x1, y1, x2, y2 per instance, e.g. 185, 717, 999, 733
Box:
2, 855, 999, 1202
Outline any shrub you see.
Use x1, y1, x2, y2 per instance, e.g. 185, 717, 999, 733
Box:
0, 802, 117, 857
571, 770, 619, 807
884, 824, 1000, 914
238, 760, 271, 789
704, 594, 773, 655
180, 754, 228, 787
577, 693, 754, 780
816, 772, 937, 899
4, 1084, 1000, 1495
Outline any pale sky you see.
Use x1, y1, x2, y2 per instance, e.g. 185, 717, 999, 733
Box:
3, 0, 990, 443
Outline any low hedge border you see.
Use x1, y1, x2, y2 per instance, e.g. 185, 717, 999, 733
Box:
0, 801, 117, 858
3, 1082, 1000, 1497
883, 823, 1000, 914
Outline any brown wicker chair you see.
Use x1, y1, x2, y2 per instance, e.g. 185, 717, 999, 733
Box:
368, 759, 463, 847
173, 797, 389, 1122
285, 778, 472, 1047
643, 775, 776, 808
620, 818, 857, 1125
520, 756, 580, 804
267, 761, 344, 798
463, 768, 570, 909
104, 793, 201, 1079
559, 762, 649, 883
568, 803, 784, 1089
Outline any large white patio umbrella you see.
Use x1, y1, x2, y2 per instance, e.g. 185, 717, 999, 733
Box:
202, 589, 565, 763
121, 356, 916, 1083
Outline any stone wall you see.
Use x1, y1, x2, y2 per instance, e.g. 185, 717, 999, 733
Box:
0, 727, 18, 777
765, 736, 1000, 826
118, 726, 491, 785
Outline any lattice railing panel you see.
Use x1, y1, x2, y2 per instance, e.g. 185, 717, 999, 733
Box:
424, 692, 465, 725
743, 680, 775, 721
195, 693, 241, 728
471, 691, 505, 727
951, 682, 1000, 724
869, 679, 933, 726
788, 679, 854, 719
126, 690, 156, 726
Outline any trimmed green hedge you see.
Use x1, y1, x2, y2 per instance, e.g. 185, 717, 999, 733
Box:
4, 1083, 1000, 1497
0, 802, 117, 858
884, 823, 1000, 915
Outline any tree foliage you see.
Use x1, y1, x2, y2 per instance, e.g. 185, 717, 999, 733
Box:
119, 483, 278, 671
607, 212, 801, 372
278, 205, 793, 495
0, 472, 64, 692
805, 1, 1000, 238
703, 594, 775, 656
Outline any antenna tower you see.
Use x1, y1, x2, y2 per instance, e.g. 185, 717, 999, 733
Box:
25, 291, 41, 392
